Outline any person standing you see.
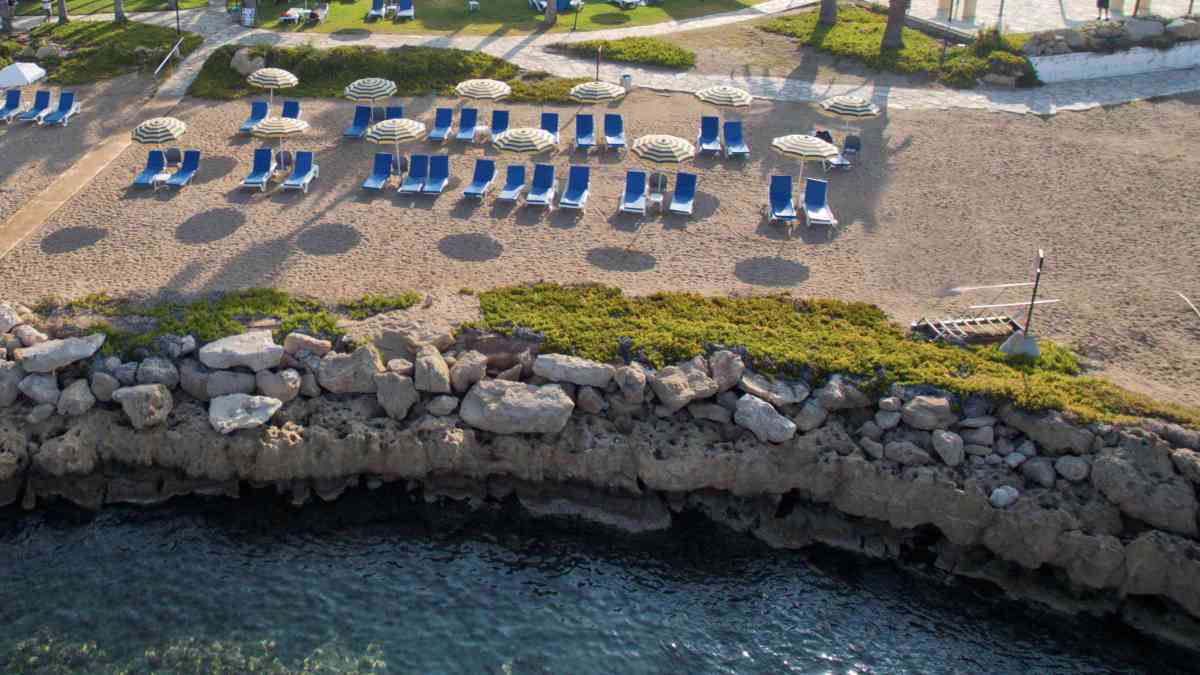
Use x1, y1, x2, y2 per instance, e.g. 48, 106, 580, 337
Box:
1097, 0, 1110, 20
41, 0, 52, 22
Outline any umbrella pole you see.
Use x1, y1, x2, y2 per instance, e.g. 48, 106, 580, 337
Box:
394, 141, 401, 172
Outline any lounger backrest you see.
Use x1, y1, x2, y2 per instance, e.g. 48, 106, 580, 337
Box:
804, 178, 828, 208
576, 114, 593, 136
372, 153, 393, 176
293, 151, 313, 174
386, 106, 403, 120
700, 116, 719, 140
769, 175, 792, 205
815, 130, 833, 144
250, 100, 267, 119
429, 155, 449, 179
532, 163, 554, 189
567, 165, 589, 190
724, 121, 744, 144
492, 110, 509, 134
32, 91, 50, 110
540, 112, 558, 135
56, 91, 75, 112
460, 108, 478, 127
845, 135, 862, 153
372, 106, 386, 122
624, 170, 646, 197
473, 159, 495, 182
353, 105, 371, 125
147, 150, 165, 171
3, 90, 18, 109
504, 164, 525, 188
282, 101, 300, 119
398, 0, 413, 10
409, 154, 429, 179
371, 0, 383, 10
675, 172, 697, 197
434, 108, 452, 128
181, 150, 201, 171
604, 114, 622, 136
252, 148, 272, 173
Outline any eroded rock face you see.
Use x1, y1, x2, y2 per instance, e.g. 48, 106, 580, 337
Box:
198, 331, 283, 372
14, 334, 105, 373
1000, 405, 1094, 455
111, 384, 173, 429
532, 354, 614, 388
460, 380, 574, 434
1091, 433, 1198, 537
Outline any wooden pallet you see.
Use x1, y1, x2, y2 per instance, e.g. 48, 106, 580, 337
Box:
910, 315, 1022, 345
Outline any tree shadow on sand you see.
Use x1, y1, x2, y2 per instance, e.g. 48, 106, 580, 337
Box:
437, 232, 503, 262
176, 207, 246, 244
734, 256, 810, 287
40, 227, 106, 254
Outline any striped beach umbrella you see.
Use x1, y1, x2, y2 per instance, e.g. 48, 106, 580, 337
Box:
493, 127, 555, 153
131, 117, 187, 145
366, 118, 427, 167
694, 85, 752, 107
455, 78, 512, 100
631, 134, 695, 164
772, 134, 838, 179
344, 77, 397, 103
819, 95, 880, 118
252, 116, 309, 152
247, 67, 298, 106
569, 81, 626, 103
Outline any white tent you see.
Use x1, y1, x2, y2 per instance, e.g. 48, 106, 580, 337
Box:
0, 63, 47, 89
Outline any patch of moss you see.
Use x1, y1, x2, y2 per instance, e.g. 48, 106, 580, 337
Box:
341, 293, 422, 320
3, 21, 204, 85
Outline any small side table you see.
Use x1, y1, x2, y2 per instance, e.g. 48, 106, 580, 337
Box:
648, 193, 664, 214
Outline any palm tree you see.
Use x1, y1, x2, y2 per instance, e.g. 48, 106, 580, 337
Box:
1, 2, 14, 35
881, 0, 907, 50
114, 0, 128, 23
819, 0, 837, 26
56, 0, 69, 24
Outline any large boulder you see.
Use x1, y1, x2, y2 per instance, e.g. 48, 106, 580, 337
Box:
112, 384, 174, 429
283, 332, 332, 357
739, 371, 808, 407
460, 380, 574, 434
1091, 432, 1198, 536
1125, 17, 1165, 42
734, 394, 796, 444
1166, 18, 1200, 41
414, 344, 451, 393
998, 405, 1093, 455
901, 396, 958, 430
207, 370, 256, 397
0, 361, 23, 407
651, 357, 718, 412
708, 350, 745, 392
14, 334, 104, 373
792, 398, 828, 432
19, 373, 59, 405
89, 372, 119, 403
532, 354, 614, 388
374, 372, 419, 420
613, 364, 647, 404
318, 345, 385, 393
198, 331, 283, 372
813, 375, 871, 410
256, 368, 301, 403
230, 47, 266, 76
884, 441, 931, 466
57, 379, 95, 417
209, 394, 282, 434
0, 302, 22, 333
136, 357, 180, 389
449, 350, 488, 393
1123, 530, 1200, 618
1052, 531, 1125, 590
931, 430, 964, 466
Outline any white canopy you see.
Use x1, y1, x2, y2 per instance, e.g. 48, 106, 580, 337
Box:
0, 63, 47, 88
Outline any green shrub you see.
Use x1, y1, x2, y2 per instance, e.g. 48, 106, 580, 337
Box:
937, 53, 987, 87
341, 293, 422, 320
986, 50, 1026, 75
760, 6, 944, 76
552, 37, 696, 70
22, 21, 202, 85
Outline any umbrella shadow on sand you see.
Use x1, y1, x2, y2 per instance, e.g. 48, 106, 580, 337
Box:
176, 207, 246, 245
734, 256, 810, 287
586, 246, 656, 273
40, 226, 107, 255
437, 233, 503, 262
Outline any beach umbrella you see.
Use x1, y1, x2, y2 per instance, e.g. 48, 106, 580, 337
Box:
819, 95, 880, 118
694, 85, 752, 108
344, 77, 397, 103
772, 134, 838, 180
0, 62, 47, 89
455, 78, 511, 100
493, 127, 555, 153
569, 81, 625, 104
252, 116, 309, 153
631, 134, 695, 164
247, 67, 298, 106
131, 117, 187, 145
366, 117, 426, 168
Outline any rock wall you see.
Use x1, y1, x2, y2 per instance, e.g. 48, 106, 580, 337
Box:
1, 304, 1199, 648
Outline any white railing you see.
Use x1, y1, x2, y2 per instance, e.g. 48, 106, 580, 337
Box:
154, 38, 187, 77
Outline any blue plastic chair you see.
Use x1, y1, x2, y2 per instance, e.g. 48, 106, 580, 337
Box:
422, 155, 450, 194
574, 114, 595, 151
802, 178, 837, 226
497, 165, 525, 202
400, 154, 428, 193
395, 0, 414, 18
540, 112, 559, 145
603, 113, 625, 151
282, 151, 318, 192
768, 175, 797, 223
559, 166, 589, 209
698, 116, 721, 154
491, 110, 510, 136
386, 105, 404, 120
723, 121, 749, 158
0, 90, 22, 123
240, 100, 268, 134
526, 163, 555, 208
464, 159, 496, 199
367, 0, 386, 19
619, 170, 646, 215
669, 172, 697, 216
281, 100, 301, 120
40, 91, 78, 126
16, 91, 50, 123
844, 135, 862, 158
456, 108, 479, 142
372, 106, 387, 123
133, 151, 166, 188
429, 108, 453, 142
165, 150, 201, 188
363, 153, 394, 190
345, 105, 371, 138
242, 148, 275, 191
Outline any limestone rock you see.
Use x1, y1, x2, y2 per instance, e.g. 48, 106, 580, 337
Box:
1055, 455, 1090, 482
283, 332, 332, 357
387, 358, 414, 375
613, 364, 647, 403
740, 371, 808, 407
688, 402, 731, 424
960, 426, 994, 447
318, 345, 385, 394
1021, 457, 1056, 488
884, 441, 931, 466
795, 422, 858, 457
1123, 530, 1200, 618
27, 403, 55, 424
209, 394, 282, 434
793, 398, 828, 432
154, 334, 196, 359
300, 371, 321, 397
1125, 17, 1165, 41
0, 361, 23, 407
990, 485, 1019, 508
137, 357, 180, 389
450, 350, 488, 393
814, 375, 871, 410
0, 302, 21, 333
14, 334, 104, 373
496, 364, 522, 381
113, 362, 138, 386
198, 331, 283, 372
57, 379, 95, 417
532, 354, 614, 388
112, 384, 173, 429
878, 396, 901, 412
931, 430, 964, 466
999, 405, 1093, 455
709, 350, 745, 392
177, 359, 211, 401
374, 372, 418, 420
734, 394, 796, 444
13, 324, 47, 347
652, 357, 718, 412
1170, 448, 1200, 485
207, 370, 256, 397
230, 47, 266, 76
90, 371, 119, 403
861, 438, 884, 459
414, 344, 451, 393
901, 396, 958, 430
427, 395, 460, 416
256, 368, 301, 403
875, 410, 901, 430
1004, 451, 1027, 469
1053, 531, 1125, 589
577, 386, 607, 415
460, 380, 574, 434
1166, 17, 1200, 40
1091, 433, 1198, 536
19, 373, 59, 405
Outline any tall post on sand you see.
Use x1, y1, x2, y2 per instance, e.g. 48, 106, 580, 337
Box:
1000, 249, 1046, 358
595, 45, 602, 81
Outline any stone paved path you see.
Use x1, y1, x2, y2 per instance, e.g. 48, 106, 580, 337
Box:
909, 0, 1193, 34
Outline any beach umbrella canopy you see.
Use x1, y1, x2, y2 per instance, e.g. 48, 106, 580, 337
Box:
493, 127, 555, 153
455, 78, 512, 100
569, 80, 626, 103
252, 116, 309, 152
694, 85, 752, 107
0, 62, 47, 88
131, 117, 187, 145
772, 134, 838, 179
344, 77, 397, 103
819, 94, 880, 118
366, 118, 427, 166
247, 67, 298, 105
631, 134, 695, 164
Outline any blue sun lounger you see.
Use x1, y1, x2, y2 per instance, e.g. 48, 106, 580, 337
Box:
386, 105, 403, 120
395, 0, 414, 18
400, 154, 428, 193
429, 108, 453, 142
165, 150, 201, 188
282, 151, 319, 192
603, 113, 625, 152
526, 163, 555, 208
0, 91, 22, 123
723, 121, 749, 158
240, 100, 268, 134
367, 0, 387, 19
768, 175, 797, 223
40, 91, 79, 126
344, 105, 371, 138
540, 112, 559, 145
242, 148, 276, 191
363, 153, 394, 190
559, 165, 589, 209
423, 155, 450, 194
497, 165, 525, 202
802, 178, 837, 227
698, 116, 721, 155
133, 150, 165, 189
619, 170, 646, 215
456, 108, 479, 142
669, 172, 696, 216
282, 100, 301, 120
16, 91, 50, 124
574, 114, 595, 152
464, 159, 496, 199
491, 110, 510, 136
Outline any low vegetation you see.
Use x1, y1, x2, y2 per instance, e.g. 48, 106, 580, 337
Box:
189, 44, 587, 103
0, 21, 202, 84
14, 0, 206, 14
760, 6, 1037, 88
550, 36, 696, 70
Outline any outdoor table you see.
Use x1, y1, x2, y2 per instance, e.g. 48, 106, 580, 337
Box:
279, 8, 304, 23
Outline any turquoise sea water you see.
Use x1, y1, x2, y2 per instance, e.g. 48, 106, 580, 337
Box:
0, 488, 1190, 674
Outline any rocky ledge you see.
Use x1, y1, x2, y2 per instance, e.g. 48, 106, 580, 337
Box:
0, 301, 1199, 649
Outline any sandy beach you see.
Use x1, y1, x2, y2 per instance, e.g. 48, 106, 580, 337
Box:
0, 87, 1196, 405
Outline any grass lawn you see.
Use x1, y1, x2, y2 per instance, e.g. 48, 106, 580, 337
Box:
0, 22, 203, 84
15, 0, 207, 15
549, 36, 695, 69
250, 0, 759, 35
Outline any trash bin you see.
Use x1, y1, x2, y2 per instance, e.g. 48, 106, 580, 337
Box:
621, 74, 632, 90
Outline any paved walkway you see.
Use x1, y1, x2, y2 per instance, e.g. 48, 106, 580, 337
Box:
909, 0, 1194, 34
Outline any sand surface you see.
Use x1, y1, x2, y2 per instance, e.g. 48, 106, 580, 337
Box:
0, 89, 1196, 406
